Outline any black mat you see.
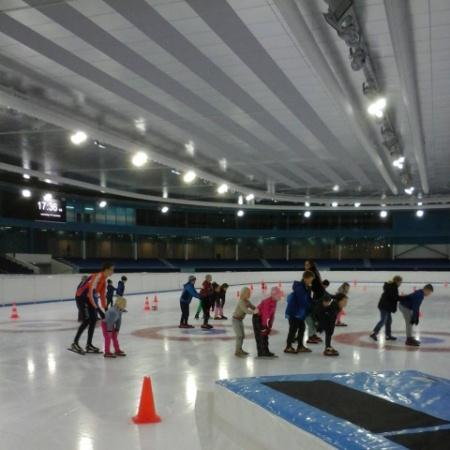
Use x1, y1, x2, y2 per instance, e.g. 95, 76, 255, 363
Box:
263, 380, 448, 433
389, 429, 450, 450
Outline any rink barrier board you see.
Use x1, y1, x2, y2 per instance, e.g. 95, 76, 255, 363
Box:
0, 278, 447, 308
217, 370, 450, 450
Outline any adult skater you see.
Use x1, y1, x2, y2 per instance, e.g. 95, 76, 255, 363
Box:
116, 275, 127, 296
370, 276, 402, 341
179, 275, 201, 328
304, 260, 323, 344
75, 275, 88, 322
399, 284, 434, 346
285, 270, 315, 354
252, 286, 283, 358
70, 262, 114, 354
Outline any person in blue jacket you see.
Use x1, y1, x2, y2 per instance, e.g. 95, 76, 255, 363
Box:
116, 276, 127, 297
399, 284, 433, 346
284, 270, 315, 354
179, 275, 201, 329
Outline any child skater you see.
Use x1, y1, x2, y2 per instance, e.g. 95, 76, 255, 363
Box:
106, 279, 116, 311
179, 275, 201, 329
232, 286, 257, 357
102, 296, 127, 358
399, 284, 433, 347
315, 293, 348, 356
370, 276, 402, 341
116, 275, 127, 297
252, 286, 283, 358
199, 274, 214, 329
335, 282, 350, 326
284, 270, 315, 354
214, 283, 229, 320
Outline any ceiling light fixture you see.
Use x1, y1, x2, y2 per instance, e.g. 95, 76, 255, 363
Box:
131, 151, 149, 168
354, 202, 361, 208
416, 210, 424, 218
43, 193, 53, 201
392, 155, 405, 170
238, 195, 243, 205
331, 202, 338, 208
217, 183, 229, 194
185, 141, 195, 156
99, 200, 107, 208
21, 189, 31, 198
305, 201, 310, 207
367, 97, 387, 118
219, 158, 227, 171
404, 186, 415, 195
134, 118, 146, 133
245, 193, 255, 202
183, 171, 196, 183
417, 202, 423, 206
332, 184, 340, 192
23, 174, 31, 180
380, 210, 388, 218
161, 206, 169, 214
237, 209, 244, 217
70, 130, 88, 145
304, 211, 311, 218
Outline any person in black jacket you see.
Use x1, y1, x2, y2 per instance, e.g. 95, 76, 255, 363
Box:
303, 260, 324, 344
370, 276, 402, 341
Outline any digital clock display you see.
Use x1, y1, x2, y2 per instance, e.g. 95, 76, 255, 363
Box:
35, 197, 66, 222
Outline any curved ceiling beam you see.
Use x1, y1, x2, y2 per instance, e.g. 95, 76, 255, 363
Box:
0, 161, 447, 211
272, 0, 398, 195
383, 0, 430, 194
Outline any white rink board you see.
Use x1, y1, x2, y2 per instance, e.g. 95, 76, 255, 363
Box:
0, 270, 448, 305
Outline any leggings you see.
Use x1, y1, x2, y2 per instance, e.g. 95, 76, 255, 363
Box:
74, 302, 97, 346
180, 301, 190, 325
324, 322, 335, 348
252, 314, 270, 356
201, 296, 211, 325
287, 318, 305, 347
101, 322, 120, 353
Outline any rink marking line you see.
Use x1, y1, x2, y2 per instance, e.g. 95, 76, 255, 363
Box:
1, 279, 448, 308
217, 370, 450, 450
334, 331, 450, 352
0, 319, 78, 332
380, 423, 450, 437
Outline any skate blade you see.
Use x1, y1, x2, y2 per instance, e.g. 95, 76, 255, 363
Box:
67, 348, 85, 355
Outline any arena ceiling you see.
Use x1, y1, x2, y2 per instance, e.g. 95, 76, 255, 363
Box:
0, 0, 449, 211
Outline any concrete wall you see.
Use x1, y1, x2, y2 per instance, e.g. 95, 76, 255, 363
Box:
0, 270, 448, 306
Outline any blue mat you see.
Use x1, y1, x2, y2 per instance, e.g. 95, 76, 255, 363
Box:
217, 370, 450, 450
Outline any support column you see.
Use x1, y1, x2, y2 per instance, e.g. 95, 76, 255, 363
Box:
81, 233, 86, 260
184, 241, 189, 261
286, 242, 290, 261
235, 242, 239, 261
337, 239, 342, 261
133, 235, 138, 261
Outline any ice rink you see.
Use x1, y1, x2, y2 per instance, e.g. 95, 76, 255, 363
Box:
1, 279, 449, 450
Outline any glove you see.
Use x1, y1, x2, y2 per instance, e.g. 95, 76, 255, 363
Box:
96, 308, 105, 320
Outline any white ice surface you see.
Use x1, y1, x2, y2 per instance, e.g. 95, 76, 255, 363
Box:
0, 279, 449, 450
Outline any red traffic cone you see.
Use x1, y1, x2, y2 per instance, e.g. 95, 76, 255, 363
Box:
132, 376, 161, 424
152, 295, 158, 311
144, 297, 150, 312
10, 303, 19, 320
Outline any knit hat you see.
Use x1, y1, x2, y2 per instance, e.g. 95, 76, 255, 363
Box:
188, 275, 197, 282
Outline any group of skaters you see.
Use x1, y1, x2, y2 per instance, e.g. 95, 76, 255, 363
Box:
179, 260, 435, 358
70, 262, 129, 358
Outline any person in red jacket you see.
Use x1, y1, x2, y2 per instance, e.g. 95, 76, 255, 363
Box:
199, 274, 214, 329
252, 286, 284, 358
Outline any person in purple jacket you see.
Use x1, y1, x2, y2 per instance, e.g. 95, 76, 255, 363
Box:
399, 284, 433, 347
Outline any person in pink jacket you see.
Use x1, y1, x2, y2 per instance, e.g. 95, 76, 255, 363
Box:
252, 286, 284, 358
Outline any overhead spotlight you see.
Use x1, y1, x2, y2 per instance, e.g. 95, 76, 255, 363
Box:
238, 195, 244, 205
21, 189, 31, 198
43, 193, 53, 201
161, 206, 169, 214
404, 186, 415, 195
237, 209, 244, 217
99, 200, 107, 208
94, 140, 106, 149
354, 202, 361, 208
367, 97, 387, 118
134, 118, 146, 133
245, 193, 255, 202
219, 158, 227, 171
392, 155, 405, 170
162, 187, 168, 199
217, 183, 229, 194
416, 209, 424, 218
70, 130, 88, 145
331, 201, 338, 208
185, 141, 195, 156
305, 201, 310, 207
131, 151, 148, 167
332, 184, 340, 192
171, 169, 181, 176
417, 202, 423, 206
380, 210, 388, 218
183, 171, 196, 183
44, 178, 53, 184
23, 173, 31, 180
304, 211, 311, 218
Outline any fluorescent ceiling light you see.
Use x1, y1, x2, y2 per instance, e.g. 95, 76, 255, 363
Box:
367, 97, 387, 118
217, 183, 229, 194
404, 186, 415, 195
331, 202, 338, 208
245, 193, 255, 202
21, 189, 31, 198
23, 174, 31, 180
183, 171, 196, 183
131, 151, 149, 167
185, 141, 195, 156
354, 202, 361, 208
305, 201, 310, 207
237, 209, 244, 217
161, 206, 169, 214
70, 131, 88, 145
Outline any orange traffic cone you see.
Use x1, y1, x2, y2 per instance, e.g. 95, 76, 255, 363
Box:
152, 295, 158, 311
132, 376, 161, 424
10, 303, 19, 320
144, 297, 150, 312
